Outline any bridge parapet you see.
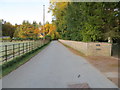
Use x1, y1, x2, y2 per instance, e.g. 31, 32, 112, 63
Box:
59, 39, 112, 56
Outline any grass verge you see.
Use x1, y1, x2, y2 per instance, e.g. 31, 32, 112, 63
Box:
0, 42, 50, 78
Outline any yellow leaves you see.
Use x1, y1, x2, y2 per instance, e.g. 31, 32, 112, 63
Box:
49, 1, 69, 17
50, 0, 71, 3
56, 2, 68, 10
34, 29, 40, 34
40, 23, 60, 39
21, 35, 26, 38
40, 24, 54, 34
15, 24, 41, 39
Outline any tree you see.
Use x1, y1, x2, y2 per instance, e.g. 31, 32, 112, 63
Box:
49, 2, 120, 42
14, 24, 40, 39
40, 23, 60, 40
101, 2, 120, 42
49, 2, 69, 39
22, 20, 31, 25
32, 21, 39, 29
2, 20, 16, 38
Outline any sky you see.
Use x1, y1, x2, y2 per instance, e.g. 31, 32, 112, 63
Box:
0, 0, 53, 25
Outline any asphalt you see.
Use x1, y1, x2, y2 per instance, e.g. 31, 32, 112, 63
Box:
2, 41, 118, 88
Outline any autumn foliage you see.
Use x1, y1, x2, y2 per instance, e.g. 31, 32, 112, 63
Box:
13, 20, 60, 40
40, 24, 60, 40
14, 25, 39, 39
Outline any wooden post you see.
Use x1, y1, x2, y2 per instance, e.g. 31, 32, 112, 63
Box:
36, 41, 37, 48
37, 41, 38, 48
26, 43, 27, 53
34, 41, 36, 49
34, 41, 35, 49
13, 44, 15, 58
5, 45, 7, 62
40, 40, 43, 47
29, 42, 30, 52
30, 42, 31, 51
23, 43, 24, 54
38, 41, 40, 47
41, 40, 43, 46
32, 42, 34, 51
19, 43, 20, 55
35, 41, 37, 48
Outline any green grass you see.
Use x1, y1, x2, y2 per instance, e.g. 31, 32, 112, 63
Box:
0, 42, 50, 78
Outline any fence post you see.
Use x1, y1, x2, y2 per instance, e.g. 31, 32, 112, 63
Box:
36, 41, 38, 48
27, 43, 28, 52
13, 44, 15, 58
39, 41, 40, 47
37, 41, 38, 48
26, 43, 27, 53
34, 41, 35, 49
43, 40, 45, 45
27, 42, 28, 52
30, 42, 31, 51
29, 42, 30, 52
5, 45, 7, 62
42, 40, 43, 46
32, 42, 34, 51
41, 40, 42, 46
39, 41, 40, 46
19, 43, 20, 55
34, 41, 36, 49
36, 41, 37, 48
23, 43, 24, 54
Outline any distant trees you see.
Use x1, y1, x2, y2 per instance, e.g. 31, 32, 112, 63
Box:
14, 20, 41, 40
41, 23, 60, 40
2, 20, 16, 38
1, 19, 59, 40
2, 20, 43, 40
49, 2, 120, 42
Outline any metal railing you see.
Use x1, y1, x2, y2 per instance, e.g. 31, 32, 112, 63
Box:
0, 40, 49, 63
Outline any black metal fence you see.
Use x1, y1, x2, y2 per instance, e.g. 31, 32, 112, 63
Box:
111, 43, 120, 60
0, 40, 49, 63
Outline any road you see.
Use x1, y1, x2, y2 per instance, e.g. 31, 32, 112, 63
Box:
2, 41, 117, 88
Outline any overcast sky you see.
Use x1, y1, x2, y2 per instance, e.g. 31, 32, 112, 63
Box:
0, 0, 53, 25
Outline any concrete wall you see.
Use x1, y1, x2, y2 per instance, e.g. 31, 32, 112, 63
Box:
59, 39, 112, 56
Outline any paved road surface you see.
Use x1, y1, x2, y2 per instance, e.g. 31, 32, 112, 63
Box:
2, 41, 118, 88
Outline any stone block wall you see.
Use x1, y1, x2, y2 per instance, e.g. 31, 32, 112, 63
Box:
59, 39, 112, 56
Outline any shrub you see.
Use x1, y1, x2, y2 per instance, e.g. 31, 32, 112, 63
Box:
2, 36, 11, 41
